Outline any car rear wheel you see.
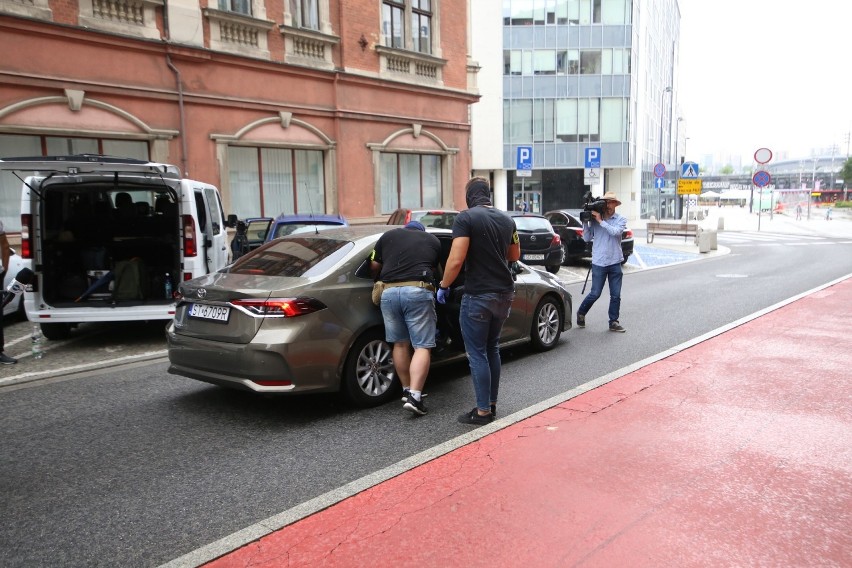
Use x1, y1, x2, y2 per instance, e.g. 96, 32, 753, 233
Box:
529, 296, 563, 351
40, 322, 71, 340
342, 329, 399, 407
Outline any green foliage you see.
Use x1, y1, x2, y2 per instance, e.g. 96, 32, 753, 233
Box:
841, 158, 852, 185
720, 164, 734, 175
834, 200, 851, 209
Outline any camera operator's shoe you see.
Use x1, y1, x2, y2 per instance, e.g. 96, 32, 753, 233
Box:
576, 313, 585, 328
609, 321, 626, 333
0, 353, 17, 364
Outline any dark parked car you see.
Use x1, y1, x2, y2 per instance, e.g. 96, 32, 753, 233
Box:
544, 209, 634, 265
386, 208, 459, 229
167, 225, 571, 408
507, 212, 564, 274
243, 213, 348, 250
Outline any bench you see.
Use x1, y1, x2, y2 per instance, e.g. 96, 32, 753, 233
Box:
646, 222, 699, 243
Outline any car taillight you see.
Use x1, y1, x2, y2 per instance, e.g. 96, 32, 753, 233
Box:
623, 229, 633, 240
231, 297, 327, 317
551, 234, 561, 246
182, 215, 197, 257
20, 214, 32, 259
571, 228, 584, 237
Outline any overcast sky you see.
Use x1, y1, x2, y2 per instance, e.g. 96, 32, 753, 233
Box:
677, 0, 851, 165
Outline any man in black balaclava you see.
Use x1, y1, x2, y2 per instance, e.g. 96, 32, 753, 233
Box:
436, 177, 520, 426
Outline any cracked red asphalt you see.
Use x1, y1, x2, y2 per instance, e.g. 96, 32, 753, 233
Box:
205, 278, 852, 568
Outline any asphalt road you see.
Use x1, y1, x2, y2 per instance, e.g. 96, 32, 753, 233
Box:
1, 227, 851, 567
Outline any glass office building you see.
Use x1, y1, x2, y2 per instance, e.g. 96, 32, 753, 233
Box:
495, 0, 681, 219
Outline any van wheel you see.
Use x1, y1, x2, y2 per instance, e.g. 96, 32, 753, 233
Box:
341, 329, 399, 407
529, 296, 562, 352
41, 323, 71, 341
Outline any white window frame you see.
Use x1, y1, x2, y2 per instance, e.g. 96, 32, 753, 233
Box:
279, 0, 338, 70
203, 0, 274, 59
377, 0, 445, 86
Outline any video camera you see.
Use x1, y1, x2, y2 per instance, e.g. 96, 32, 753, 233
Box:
579, 191, 608, 222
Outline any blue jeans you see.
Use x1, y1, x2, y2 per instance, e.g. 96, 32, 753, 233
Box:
577, 262, 622, 324
459, 291, 514, 412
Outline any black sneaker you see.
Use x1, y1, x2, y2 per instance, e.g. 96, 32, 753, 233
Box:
576, 313, 585, 328
609, 321, 626, 333
0, 353, 17, 365
401, 389, 427, 403
403, 396, 427, 416
457, 408, 494, 426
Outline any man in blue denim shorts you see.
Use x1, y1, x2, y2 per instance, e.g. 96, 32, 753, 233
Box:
437, 177, 521, 426
370, 221, 441, 416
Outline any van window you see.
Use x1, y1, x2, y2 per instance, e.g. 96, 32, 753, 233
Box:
204, 187, 224, 236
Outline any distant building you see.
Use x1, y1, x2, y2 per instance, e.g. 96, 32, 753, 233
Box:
470, 0, 682, 220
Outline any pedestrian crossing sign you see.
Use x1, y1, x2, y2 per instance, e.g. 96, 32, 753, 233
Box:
681, 162, 699, 178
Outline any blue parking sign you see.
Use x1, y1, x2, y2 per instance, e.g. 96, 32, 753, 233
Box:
516, 146, 533, 170
585, 147, 601, 168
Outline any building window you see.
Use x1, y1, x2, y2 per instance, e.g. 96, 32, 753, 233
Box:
219, 0, 251, 15
289, 0, 318, 29
227, 146, 325, 219
382, 0, 432, 54
580, 50, 601, 74
380, 153, 441, 213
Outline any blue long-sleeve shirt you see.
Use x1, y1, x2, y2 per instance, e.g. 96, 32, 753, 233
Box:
582, 213, 627, 267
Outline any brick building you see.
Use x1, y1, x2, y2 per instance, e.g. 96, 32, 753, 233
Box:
0, 0, 477, 235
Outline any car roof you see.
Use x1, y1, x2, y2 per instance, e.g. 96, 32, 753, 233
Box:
272, 213, 348, 224
507, 211, 547, 219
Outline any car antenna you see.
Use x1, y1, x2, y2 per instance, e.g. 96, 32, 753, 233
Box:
304, 182, 319, 234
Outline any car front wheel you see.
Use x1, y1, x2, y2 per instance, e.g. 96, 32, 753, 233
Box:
529, 296, 563, 351
341, 328, 399, 407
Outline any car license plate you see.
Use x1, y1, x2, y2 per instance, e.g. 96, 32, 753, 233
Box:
524, 254, 545, 261
188, 303, 230, 322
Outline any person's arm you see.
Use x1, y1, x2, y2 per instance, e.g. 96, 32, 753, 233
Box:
369, 260, 382, 280
506, 238, 521, 262
438, 236, 469, 289
0, 232, 10, 277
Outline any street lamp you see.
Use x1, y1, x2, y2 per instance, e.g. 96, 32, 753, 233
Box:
658, 86, 672, 219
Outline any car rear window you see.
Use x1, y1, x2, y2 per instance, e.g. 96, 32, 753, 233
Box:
416, 212, 457, 229
513, 217, 553, 232
228, 237, 354, 277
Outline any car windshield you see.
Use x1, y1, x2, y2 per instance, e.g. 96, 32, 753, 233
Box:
228, 237, 354, 277
273, 222, 343, 239
513, 217, 552, 232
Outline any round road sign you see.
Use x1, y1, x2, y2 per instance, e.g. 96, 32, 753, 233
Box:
653, 163, 666, 177
754, 148, 773, 164
753, 170, 771, 188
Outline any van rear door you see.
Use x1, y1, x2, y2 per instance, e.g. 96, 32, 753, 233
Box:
189, 182, 228, 273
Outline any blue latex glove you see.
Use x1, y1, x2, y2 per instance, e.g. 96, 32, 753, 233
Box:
436, 287, 449, 304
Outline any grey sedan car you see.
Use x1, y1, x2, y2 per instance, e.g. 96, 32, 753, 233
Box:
166, 225, 572, 407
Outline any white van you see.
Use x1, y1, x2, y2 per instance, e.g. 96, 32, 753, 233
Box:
0, 155, 231, 340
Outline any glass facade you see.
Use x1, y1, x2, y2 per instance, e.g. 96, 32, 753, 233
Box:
500, 0, 680, 218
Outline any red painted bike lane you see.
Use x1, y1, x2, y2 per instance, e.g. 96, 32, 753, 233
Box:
204, 277, 852, 568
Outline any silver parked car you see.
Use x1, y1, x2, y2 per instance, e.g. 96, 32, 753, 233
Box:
166, 225, 572, 407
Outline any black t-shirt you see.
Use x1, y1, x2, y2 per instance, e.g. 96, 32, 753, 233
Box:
372, 227, 441, 283
452, 206, 516, 293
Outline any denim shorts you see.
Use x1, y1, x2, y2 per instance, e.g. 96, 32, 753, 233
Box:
380, 286, 437, 349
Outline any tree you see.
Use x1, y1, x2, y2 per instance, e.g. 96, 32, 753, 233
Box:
841, 157, 852, 187
720, 164, 734, 175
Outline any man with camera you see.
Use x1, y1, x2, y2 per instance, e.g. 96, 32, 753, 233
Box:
576, 192, 628, 333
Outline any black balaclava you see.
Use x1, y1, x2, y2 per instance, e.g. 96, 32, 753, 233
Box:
465, 178, 492, 208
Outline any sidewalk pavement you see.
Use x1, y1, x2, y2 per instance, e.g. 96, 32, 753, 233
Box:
188, 277, 852, 568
